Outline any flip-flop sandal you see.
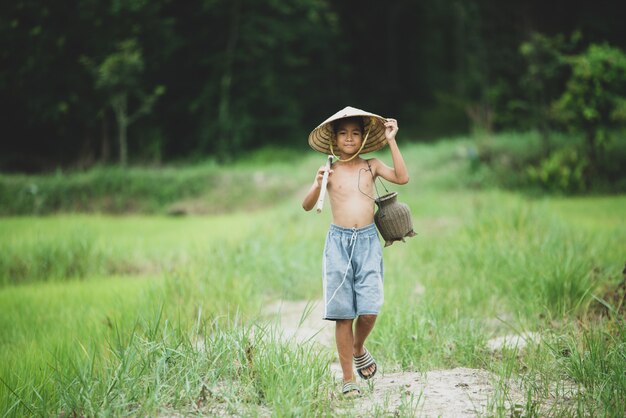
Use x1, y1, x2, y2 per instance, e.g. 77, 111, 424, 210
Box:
353, 348, 377, 380
342, 381, 361, 397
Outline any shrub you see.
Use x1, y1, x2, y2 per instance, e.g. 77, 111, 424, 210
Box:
527, 147, 588, 193
552, 43, 626, 172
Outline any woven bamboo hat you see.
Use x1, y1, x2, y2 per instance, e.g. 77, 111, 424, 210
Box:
308, 106, 388, 155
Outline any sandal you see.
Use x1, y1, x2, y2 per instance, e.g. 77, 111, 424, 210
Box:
342, 381, 361, 397
353, 348, 377, 380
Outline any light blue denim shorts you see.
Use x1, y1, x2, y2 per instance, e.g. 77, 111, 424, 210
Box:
322, 223, 384, 320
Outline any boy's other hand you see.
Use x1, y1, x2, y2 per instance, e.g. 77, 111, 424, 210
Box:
315, 166, 333, 187
384, 118, 399, 141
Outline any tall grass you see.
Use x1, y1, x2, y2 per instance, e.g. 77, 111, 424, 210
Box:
2, 310, 335, 416
0, 212, 262, 286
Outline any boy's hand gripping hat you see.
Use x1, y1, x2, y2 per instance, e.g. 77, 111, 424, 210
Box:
308, 106, 388, 156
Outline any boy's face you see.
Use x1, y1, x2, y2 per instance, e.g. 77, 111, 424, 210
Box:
334, 120, 363, 154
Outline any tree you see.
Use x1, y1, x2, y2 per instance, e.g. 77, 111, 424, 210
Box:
551, 43, 626, 171
89, 39, 165, 166
518, 32, 579, 154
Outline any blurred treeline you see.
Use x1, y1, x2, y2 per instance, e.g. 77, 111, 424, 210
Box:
1, 0, 625, 173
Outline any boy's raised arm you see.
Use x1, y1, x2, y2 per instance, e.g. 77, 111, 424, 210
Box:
373, 119, 409, 185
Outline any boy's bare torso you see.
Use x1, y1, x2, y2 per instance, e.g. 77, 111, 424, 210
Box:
327, 158, 376, 228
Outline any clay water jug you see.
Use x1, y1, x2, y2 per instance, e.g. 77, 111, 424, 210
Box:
374, 192, 417, 247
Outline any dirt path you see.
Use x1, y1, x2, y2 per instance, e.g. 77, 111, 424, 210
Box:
264, 300, 526, 417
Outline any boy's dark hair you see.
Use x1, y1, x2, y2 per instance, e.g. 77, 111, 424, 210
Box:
331, 116, 364, 134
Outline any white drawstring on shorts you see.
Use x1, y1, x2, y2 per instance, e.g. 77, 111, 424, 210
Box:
326, 228, 358, 308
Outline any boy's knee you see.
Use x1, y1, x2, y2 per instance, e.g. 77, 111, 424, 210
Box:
336, 319, 354, 328
358, 314, 377, 325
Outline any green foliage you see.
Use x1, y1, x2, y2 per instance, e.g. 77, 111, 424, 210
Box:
4, 1, 625, 169
86, 39, 165, 166
508, 41, 626, 193
473, 131, 568, 190
552, 43, 626, 159
190, 0, 342, 160
484, 35, 626, 194
514, 32, 579, 141
95, 39, 145, 94
527, 147, 589, 193
474, 130, 626, 194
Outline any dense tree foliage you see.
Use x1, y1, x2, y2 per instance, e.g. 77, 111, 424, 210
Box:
1, 0, 624, 171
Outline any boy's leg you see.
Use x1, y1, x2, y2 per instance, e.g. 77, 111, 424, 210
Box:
353, 314, 377, 377
335, 319, 355, 382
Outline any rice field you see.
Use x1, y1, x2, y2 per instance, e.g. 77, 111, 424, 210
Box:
1, 139, 625, 416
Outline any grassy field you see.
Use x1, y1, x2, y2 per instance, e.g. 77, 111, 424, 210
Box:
1, 138, 625, 416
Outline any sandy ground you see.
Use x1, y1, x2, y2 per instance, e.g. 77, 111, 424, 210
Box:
264, 299, 529, 417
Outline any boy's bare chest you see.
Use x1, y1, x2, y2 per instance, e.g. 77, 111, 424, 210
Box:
329, 164, 373, 195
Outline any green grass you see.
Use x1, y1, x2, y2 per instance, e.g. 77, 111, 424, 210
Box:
1, 137, 625, 416
0, 212, 261, 286
0, 153, 310, 215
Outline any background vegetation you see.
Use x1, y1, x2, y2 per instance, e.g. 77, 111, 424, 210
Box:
2, 0, 625, 190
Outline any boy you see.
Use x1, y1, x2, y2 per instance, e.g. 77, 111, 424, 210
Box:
302, 106, 409, 396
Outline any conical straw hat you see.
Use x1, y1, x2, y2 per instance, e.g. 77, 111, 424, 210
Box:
308, 106, 388, 155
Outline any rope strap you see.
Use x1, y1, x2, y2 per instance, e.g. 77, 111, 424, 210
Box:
325, 228, 358, 309
357, 160, 390, 202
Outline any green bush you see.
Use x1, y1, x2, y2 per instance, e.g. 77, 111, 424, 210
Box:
493, 36, 626, 194
552, 43, 626, 168
474, 130, 626, 194
527, 147, 588, 193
